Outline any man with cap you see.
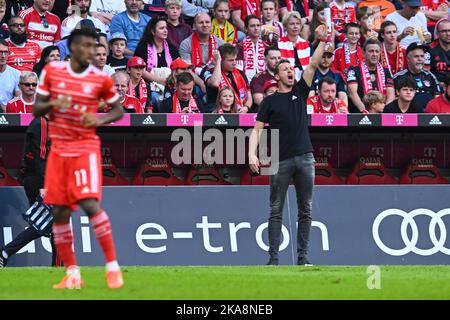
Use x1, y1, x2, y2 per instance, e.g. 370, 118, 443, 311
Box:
164, 57, 206, 103
158, 72, 204, 113
263, 79, 278, 97
385, 0, 431, 48
107, 32, 128, 72
308, 50, 347, 107
393, 42, 441, 111
126, 56, 152, 113
61, 0, 108, 40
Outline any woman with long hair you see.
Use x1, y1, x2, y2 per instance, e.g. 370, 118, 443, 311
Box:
32, 45, 60, 77
214, 86, 237, 113
134, 16, 179, 85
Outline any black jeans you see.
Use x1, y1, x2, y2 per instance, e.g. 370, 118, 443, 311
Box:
268, 152, 315, 261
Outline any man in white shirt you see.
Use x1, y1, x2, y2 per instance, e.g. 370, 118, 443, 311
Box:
89, 0, 127, 26
385, 0, 431, 48
61, 0, 108, 38
0, 39, 20, 111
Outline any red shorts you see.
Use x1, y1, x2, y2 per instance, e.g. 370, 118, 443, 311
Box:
44, 150, 102, 210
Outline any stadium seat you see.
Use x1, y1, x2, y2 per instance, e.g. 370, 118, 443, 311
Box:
399, 158, 448, 184
0, 166, 20, 186
102, 157, 129, 186
132, 157, 183, 186
314, 157, 344, 185
240, 167, 270, 185
185, 165, 230, 185
346, 156, 397, 185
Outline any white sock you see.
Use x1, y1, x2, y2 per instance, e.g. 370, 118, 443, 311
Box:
66, 265, 81, 277
106, 261, 120, 272
1, 250, 8, 259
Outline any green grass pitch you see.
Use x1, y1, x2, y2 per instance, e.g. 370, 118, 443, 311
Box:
1, 266, 450, 299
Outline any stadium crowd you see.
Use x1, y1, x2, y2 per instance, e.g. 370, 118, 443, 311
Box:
0, 0, 449, 115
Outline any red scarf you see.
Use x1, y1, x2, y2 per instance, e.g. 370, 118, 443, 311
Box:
380, 43, 405, 75
127, 78, 148, 110
307, 95, 347, 114
191, 33, 217, 68
343, 42, 363, 72
242, 37, 266, 81
172, 91, 198, 113
278, 36, 311, 72
219, 69, 248, 109
359, 61, 387, 95
147, 40, 173, 71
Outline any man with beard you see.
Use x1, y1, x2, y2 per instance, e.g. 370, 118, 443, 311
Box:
393, 42, 441, 112
429, 18, 450, 86
306, 77, 348, 114
6, 16, 41, 72
61, 0, 108, 39
250, 47, 281, 108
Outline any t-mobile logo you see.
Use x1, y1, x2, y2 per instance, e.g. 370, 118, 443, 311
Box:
326, 115, 334, 125
181, 114, 190, 125
395, 115, 404, 125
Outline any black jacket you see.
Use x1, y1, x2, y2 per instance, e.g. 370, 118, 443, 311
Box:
22, 116, 50, 188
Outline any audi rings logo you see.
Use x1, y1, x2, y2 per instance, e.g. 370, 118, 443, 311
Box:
372, 208, 450, 256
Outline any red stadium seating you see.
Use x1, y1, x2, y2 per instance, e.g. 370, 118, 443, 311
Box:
399, 158, 448, 184
0, 166, 20, 186
346, 156, 397, 185
240, 167, 270, 185
185, 165, 230, 185
132, 157, 183, 185
102, 157, 129, 186
314, 157, 344, 185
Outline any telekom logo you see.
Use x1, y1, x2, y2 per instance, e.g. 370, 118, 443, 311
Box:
181, 115, 190, 125
326, 115, 334, 125
395, 115, 404, 125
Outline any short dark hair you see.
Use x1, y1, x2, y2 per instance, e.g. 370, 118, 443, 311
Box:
8, 16, 23, 25
260, 0, 277, 10
274, 59, 291, 75
395, 76, 417, 91
96, 43, 107, 50
363, 38, 381, 51
245, 14, 260, 28
318, 77, 336, 91
264, 46, 279, 57
219, 43, 238, 58
345, 22, 360, 33
176, 72, 194, 86
67, 28, 99, 53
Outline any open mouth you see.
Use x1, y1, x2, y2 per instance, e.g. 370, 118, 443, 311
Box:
287, 75, 294, 81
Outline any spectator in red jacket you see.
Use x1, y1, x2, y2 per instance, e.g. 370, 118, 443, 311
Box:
425, 74, 450, 113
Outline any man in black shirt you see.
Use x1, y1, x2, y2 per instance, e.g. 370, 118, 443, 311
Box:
429, 18, 450, 86
393, 42, 441, 112
158, 72, 204, 113
248, 38, 328, 266
0, 116, 60, 268
384, 76, 423, 113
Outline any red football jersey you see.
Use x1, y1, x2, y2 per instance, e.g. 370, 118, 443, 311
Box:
19, 6, 61, 49
6, 96, 33, 113
37, 61, 119, 156
330, 2, 357, 33
307, 95, 347, 114
122, 95, 144, 114
6, 39, 42, 72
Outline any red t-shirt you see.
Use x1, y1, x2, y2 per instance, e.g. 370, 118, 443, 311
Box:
420, 0, 449, 27
19, 6, 61, 49
306, 95, 347, 114
37, 61, 119, 156
330, 2, 357, 33
425, 95, 450, 113
385, 47, 408, 75
6, 97, 33, 113
6, 39, 42, 72
122, 95, 144, 114
229, 0, 260, 21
